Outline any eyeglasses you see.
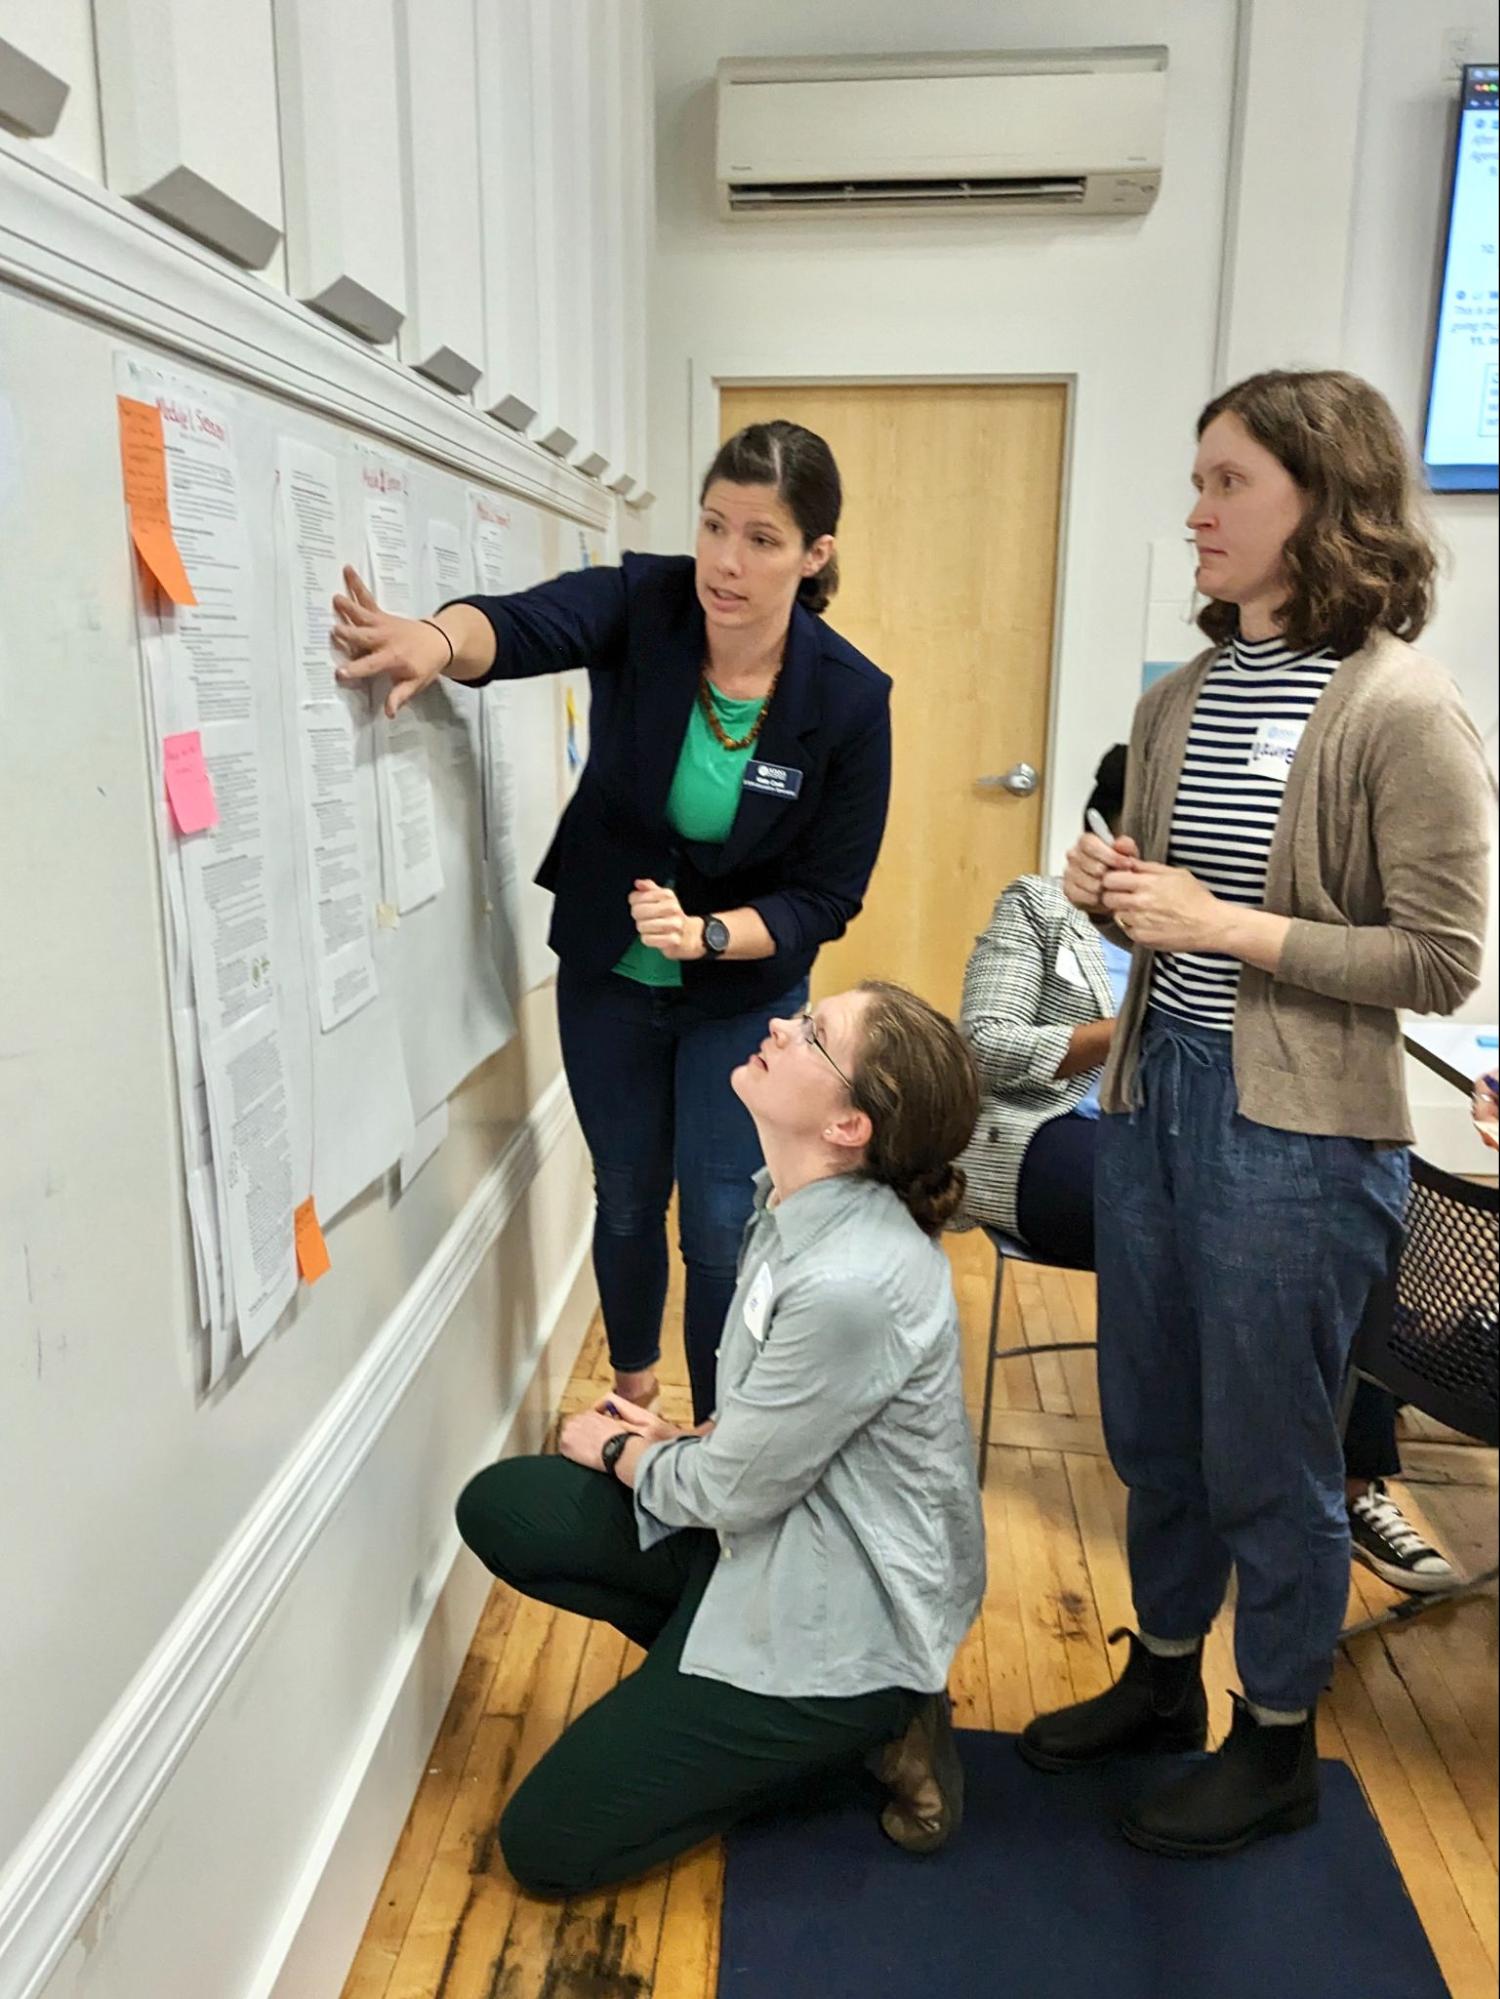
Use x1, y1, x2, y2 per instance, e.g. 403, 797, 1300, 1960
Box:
797, 1008, 852, 1090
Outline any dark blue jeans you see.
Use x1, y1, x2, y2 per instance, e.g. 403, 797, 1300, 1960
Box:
1019, 1109, 1403, 1477
557, 964, 808, 1422
1096, 1014, 1409, 1712
1016, 1110, 1099, 1269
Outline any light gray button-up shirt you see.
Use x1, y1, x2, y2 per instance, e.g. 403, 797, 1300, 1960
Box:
634, 1169, 986, 1699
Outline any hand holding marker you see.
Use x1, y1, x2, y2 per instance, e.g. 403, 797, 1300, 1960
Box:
1474, 1062, 1499, 1152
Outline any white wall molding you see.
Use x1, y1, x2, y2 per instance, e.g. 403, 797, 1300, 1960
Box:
274, 0, 408, 345
1213, 0, 1369, 385
587, 0, 628, 490
618, 0, 653, 498
0, 33, 69, 139
564, 0, 607, 481
393, 0, 485, 396
527, 0, 580, 459
475, 0, 543, 433
0, 1073, 581, 1999
92, 0, 284, 272
0, 134, 611, 532
253, 1237, 597, 1999
0, 3, 102, 181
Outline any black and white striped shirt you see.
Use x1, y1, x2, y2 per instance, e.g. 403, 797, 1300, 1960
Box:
1149, 633, 1339, 1032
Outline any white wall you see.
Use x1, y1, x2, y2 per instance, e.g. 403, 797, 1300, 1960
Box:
1342, 0, 1499, 1164
1343, 0, 1499, 855
650, 0, 1240, 865
1226, 0, 1498, 889
1217, 0, 1498, 1157
0, 5, 653, 1994
650, 0, 1498, 1163
1215, 0, 1370, 389
1, 8, 1494, 1995
0, 0, 102, 181
33, 1108, 598, 1999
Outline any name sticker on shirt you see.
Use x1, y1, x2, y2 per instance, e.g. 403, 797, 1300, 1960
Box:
743, 1261, 774, 1343
1246, 718, 1304, 782
1055, 943, 1090, 991
742, 760, 803, 801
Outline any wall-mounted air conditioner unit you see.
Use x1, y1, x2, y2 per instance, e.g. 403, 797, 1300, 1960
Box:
716, 47, 1167, 220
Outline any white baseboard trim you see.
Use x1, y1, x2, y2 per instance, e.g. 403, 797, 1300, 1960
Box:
0, 1072, 583, 1999
260, 1553, 494, 1999
253, 1237, 597, 1999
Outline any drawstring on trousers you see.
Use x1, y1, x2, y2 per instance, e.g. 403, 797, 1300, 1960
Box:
1139, 1018, 1224, 1137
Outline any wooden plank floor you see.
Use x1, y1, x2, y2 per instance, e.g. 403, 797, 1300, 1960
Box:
342, 1227, 1498, 1999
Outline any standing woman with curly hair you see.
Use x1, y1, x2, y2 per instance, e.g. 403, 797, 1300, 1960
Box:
1020, 371, 1492, 1856
331, 423, 892, 1423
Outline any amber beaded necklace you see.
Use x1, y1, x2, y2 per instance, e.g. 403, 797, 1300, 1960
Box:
697, 660, 781, 752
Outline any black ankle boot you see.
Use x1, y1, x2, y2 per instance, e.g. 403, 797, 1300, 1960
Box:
1017, 1629, 1208, 1773
1120, 1694, 1319, 1857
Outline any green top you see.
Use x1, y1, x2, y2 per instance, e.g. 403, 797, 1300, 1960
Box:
614, 683, 764, 987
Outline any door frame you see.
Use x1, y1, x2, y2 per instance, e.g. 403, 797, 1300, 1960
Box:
691, 363, 1077, 876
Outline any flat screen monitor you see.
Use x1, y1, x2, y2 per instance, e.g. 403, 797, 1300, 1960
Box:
1422, 65, 1498, 494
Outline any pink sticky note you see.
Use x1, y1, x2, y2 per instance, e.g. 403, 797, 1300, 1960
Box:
163, 731, 218, 834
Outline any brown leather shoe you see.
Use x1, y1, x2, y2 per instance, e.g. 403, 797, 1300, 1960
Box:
873, 1693, 964, 1854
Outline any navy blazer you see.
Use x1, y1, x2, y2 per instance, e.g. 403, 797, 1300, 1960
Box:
459, 553, 892, 1017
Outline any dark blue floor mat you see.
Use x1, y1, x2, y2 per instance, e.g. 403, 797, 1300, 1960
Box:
717, 1732, 1446, 1999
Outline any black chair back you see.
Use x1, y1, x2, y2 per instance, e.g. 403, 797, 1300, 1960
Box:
1353, 1154, 1499, 1447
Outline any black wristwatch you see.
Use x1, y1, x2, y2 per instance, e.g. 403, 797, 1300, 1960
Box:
601, 1430, 634, 1476
701, 915, 731, 960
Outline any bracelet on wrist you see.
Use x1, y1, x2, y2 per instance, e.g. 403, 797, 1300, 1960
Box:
421, 618, 456, 671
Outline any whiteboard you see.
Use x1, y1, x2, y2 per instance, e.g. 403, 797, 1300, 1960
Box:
0, 281, 606, 1401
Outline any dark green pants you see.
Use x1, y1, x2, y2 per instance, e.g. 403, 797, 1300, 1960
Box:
455, 1456, 916, 1897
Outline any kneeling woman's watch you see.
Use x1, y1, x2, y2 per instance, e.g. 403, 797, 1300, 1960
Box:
601, 1429, 634, 1476
701, 915, 731, 960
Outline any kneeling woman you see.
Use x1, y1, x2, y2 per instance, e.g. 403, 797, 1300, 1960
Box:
456, 983, 986, 1898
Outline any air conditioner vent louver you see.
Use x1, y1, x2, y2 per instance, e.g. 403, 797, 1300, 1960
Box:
728, 176, 1088, 211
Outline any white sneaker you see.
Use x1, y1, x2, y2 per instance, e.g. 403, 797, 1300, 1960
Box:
1349, 1481, 1457, 1594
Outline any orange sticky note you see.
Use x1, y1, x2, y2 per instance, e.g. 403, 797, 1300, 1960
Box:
295, 1198, 331, 1284
117, 395, 197, 606
162, 730, 218, 833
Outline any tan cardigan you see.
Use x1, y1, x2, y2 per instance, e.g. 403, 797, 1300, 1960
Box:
1101, 631, 1493, 1144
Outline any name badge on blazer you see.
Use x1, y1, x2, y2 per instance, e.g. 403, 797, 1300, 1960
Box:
742, 760, 803, 801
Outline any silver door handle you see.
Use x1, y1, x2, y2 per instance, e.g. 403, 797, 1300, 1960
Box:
978, 762, 1039, 796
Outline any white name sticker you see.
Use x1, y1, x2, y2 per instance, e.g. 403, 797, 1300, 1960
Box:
1246, 718, 1304, 782
743, 1261, 774, 1343
1055, 943, 1090, 991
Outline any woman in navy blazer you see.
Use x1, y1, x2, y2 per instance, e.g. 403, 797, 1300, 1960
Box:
332, 424, 892, 1420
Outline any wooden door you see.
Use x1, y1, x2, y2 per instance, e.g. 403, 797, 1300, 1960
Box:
720, 382, 1066, 1014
